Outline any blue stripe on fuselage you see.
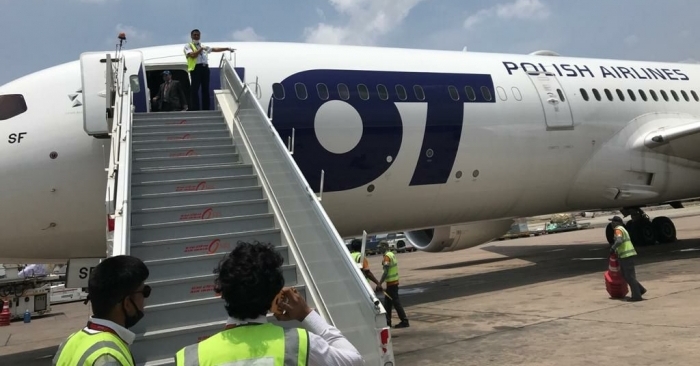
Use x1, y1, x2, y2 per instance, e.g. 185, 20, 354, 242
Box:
271, 69, 495, 193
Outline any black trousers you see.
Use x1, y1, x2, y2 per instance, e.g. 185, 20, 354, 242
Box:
189, 64, 210, 111
619, 256, 646, 299
384, 284, 408, 325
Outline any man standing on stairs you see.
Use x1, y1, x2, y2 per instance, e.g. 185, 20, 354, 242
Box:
152, 71, 188, 112
184, 29, 234, 111
174, 241, 364, 366
377, 247, 409, 329
609, 216, 647, 302
349, 239, 381, 288
52, 255, 151, 366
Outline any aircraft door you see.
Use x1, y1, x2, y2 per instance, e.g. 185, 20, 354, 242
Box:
525, 71, 574, 130
79, 51, 149, 137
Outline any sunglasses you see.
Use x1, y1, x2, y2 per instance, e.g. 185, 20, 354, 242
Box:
133, 285, 152, 298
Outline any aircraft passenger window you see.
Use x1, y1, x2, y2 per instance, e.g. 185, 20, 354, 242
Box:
496, 86, 507, 101
413, 85, 425, 101
604, 89, 613, 101
512, 87, 522, 101
295, 83, 308, 100
480, 86, 492, 101
557, 89, 566, 102
357, 84, 370, 101
692, 90, 699, 101
660, 90, 669, 101
627, 89, 636, 101
616, 89, 625, 101
395, 85, 407, 101
592, 89, 601, 101
649, 90, 658, 101
338, 83, 350, 100
671, 90, 679, 101
0, 94, 27, 121
465, 86, 476, 101
377, 84, 389, 100
316, 83, 329, 100
681, 90, 690, 101
580, 88, 589, 101
272, 83, 285, 100
638, 89, 647, 101
448, 85, 460, 101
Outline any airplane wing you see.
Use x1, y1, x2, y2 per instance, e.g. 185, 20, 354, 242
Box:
631, 117, 700, 163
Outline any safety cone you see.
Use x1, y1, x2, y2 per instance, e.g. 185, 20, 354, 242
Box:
604, 253, 629, 299
0, 299, 10, 326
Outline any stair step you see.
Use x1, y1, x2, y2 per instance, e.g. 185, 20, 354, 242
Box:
144, 265, 296, 306
133, 111, 222, 121
131, 164, 254, 183
130, 229, 283, 261
132, 186, 264, 210
131, 175, 259, 196
131, 199, 270, 226
132, 130, 230, 143
132, 145, 237, 160
130, 213, 275, 243
145, 252, 296, 283
132, 123, 227, 134
132, 153, 240, 170
131, 137, 233, 149
131, 286, 307, 335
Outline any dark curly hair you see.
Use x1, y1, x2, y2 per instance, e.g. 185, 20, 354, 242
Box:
350, 239, 362, 252
214, 241, 285, 319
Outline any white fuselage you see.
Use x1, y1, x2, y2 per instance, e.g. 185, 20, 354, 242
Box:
2, 42, 700, 262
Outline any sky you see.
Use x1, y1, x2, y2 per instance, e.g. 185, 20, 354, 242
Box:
2, 0, 700, 85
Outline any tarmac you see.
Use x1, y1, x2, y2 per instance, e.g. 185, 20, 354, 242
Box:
1, 205, 700, 365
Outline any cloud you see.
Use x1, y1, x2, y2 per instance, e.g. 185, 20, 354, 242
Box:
464, 0, 550, 29
624, 35, 639, 47
678, 58, 700, 64
303, 0, 428, 46
232, 27, 266, 42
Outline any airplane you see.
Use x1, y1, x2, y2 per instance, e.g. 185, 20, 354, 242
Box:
1, 41, 700, 263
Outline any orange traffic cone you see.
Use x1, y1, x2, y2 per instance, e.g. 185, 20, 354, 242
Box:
604, 253, 629, 299
0, 299, 10, 326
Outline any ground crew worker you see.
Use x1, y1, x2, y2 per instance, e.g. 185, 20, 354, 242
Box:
174, 241, 364, 366
52, 255, 151, 366
349, 239, 381, 287
377, 247, 409, 328
609, 216, 647, 302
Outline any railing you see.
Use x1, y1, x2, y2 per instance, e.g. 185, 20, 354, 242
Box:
105, 55, 135, 257
220, 58, 391, 364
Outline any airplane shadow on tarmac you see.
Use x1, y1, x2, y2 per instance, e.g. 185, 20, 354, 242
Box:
400, 237, 700, 307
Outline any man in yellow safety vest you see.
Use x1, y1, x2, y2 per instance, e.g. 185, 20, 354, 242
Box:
349, 239, 381, 287
377, 247, 409, 328
609, 216, 647, 302
52, 255, 151, 366
174, 241, 364, 366
183, 29, 233, 111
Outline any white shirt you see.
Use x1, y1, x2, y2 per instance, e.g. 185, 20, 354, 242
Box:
226, 311, 364, 366
184, 42, 210, 65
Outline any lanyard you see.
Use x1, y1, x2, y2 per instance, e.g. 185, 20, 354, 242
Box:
224, 322, 261, 330
86, 321, 126, 344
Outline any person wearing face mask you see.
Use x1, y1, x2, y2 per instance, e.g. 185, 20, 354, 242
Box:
52, 255, 151, 366
184, 29, 233, 111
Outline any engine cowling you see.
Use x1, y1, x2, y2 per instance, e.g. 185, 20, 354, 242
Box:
404, 219, 514, 252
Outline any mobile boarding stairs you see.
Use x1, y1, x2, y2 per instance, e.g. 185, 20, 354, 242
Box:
95, 52, 395, 365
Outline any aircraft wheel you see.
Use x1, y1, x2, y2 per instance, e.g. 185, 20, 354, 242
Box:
605, 223, 615, 246
652, 216, 677, 243
625, 220, 653, 247
638, 220, 657, 246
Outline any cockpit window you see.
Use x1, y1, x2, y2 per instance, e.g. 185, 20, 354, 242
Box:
0, 94, 27, 121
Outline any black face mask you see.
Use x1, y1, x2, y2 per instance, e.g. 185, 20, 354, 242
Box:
122, 297, 144, 329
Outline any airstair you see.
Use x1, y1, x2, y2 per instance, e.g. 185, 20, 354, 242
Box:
101, 52, 395, 365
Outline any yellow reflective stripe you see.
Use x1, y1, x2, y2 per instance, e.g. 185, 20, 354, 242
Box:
296, 328, 309, 366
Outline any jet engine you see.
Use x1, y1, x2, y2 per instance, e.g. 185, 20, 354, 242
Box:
404, 219, 514, 252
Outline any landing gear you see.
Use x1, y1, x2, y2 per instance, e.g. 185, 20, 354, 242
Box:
605, 208, 677, 247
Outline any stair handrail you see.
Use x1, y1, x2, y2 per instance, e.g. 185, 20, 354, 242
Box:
220, 59, 384, 314
108, 55, 134, 257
